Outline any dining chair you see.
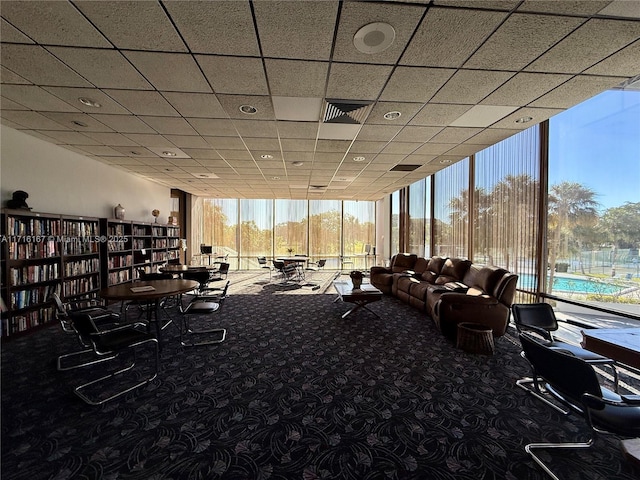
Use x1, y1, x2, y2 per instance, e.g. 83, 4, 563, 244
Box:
178, 281, 229, 347
257, 256, 273, 279
519, 333, 640, 480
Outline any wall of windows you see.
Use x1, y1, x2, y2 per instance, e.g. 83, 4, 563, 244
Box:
547, 89, 640, 313
388, 88, 639, 319
193, 198, 376, 270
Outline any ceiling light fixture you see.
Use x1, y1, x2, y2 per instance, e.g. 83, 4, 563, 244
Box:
162, 151, 177, 157
129, 150, 141, 156
71, 120, 88, 127
261, 154, 273, 159
239, 104, 258, 115
272, 176, 280, 180
515, 116, 533, 124
78, 97, 101, 108
353, 156, 366, 162
353, 22, 396, 54
439, 159, 452, 164
383, 111, 401, 120
292, 161, 304, 167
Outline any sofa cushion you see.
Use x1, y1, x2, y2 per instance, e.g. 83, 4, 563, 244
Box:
421, 271, 438, 283
412, 257, 429, 275
391, 253, 417, 273
440, 258, 471, 280
476, 266, 508, 293
427, 256, 446, 274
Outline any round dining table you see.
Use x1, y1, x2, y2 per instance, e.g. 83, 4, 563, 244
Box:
100, 279, 199, 348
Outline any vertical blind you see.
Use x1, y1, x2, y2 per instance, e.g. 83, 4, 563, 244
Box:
434, 158, 469, 258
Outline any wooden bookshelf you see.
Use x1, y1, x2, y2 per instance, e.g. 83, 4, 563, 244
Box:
100, 218, 133, 287
61, 215, 101, 302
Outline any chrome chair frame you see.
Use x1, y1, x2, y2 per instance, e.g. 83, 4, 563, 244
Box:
513, 303, 618, 414
70, 312, 159, 405
519, 333, 640, 480
178, 281, 229, 347
257, 256, 273, 279
51, 293, 120, 371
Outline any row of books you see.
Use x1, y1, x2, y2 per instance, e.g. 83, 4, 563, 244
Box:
64, 257, 100, 277
107, 240, 128, 252
10, 263, 59, 286
63, 276, 98, 297
10, 284, 60, 310
132, 239, 150, 250
6, 217, 61, 236
63, 240, 100, 256
61, 221, 99, 236
132, 226, 151, 236
107, 224, 128, 236
108, 269, 130, 285
8, 241, 59, 260
2, 306, 55, 336
108, 254, 132, 269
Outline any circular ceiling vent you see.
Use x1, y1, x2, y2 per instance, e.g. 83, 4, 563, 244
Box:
353, 22, 396, 54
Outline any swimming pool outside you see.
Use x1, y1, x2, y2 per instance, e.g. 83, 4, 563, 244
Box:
518, 273, 626, 295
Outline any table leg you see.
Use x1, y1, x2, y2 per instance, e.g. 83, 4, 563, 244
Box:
341, 301, 380, 319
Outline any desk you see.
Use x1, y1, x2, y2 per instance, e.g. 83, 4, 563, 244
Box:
581, 328, 640, 370
100, 279, 198, 347
333, 280, 382, 318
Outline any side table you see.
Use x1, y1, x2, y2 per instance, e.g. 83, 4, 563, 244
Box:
456, 322, 495, 355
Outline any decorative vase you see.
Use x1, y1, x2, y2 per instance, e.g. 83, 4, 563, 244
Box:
350, 271, 363, 290
114, 204, 125, 220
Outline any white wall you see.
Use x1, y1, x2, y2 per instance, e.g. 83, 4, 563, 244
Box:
0, 126, 171, 221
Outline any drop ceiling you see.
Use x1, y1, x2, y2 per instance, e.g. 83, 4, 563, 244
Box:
1, 0, 639, 200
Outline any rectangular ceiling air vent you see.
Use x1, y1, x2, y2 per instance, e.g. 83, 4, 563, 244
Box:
389, 164, 421, 172
323, 100, 372, 124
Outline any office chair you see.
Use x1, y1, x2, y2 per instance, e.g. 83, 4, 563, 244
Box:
178, 281, 229, 347
257, 256, 273, 279
209, 262, 230, 281
512, 303, 618, 414
519, 333, 640, 480
51, 293, 120, 371
70, 311, 159, 405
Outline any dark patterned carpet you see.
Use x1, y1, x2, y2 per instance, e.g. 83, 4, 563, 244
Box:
3, 285, 640, 480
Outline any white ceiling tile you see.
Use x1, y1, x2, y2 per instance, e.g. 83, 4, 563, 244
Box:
481, 72, 572, 106
217, 95, 275, 120
401, 7, 508, 68
46, 47, 153, 90
2, 85, 79, 112
74, 0, 187, 52
89, 114, 156, 134
326, 64, 394, 101
272, 97, 323, 122
265, 60, 329, 97
518, 0, 612, 15
254, 1, 338, 60
431, 70, 515, 104
0, 18, 35, 44
1, 44, 92, 87
381, 66, 456, 102
102, 90, 180, 116
410, 104, 473, 126
597, 0, 640, 18
464, 13, 585, 71
165, 0, 260, 56
123, 52, 211, 93
43, 87, 130, 114
526, 19, 640, 74
0, 1, 110, 47
529, 75, 628, 109
161, 92, 227, 119
40, 112, 113, 132
1, 110, 71, 130
140, 116, 199, 136
585, 39, 640, 77
450, 105, 519, 127
197, 56, 268, 95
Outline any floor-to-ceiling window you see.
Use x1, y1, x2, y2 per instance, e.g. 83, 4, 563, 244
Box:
474, 127, 541, 289
240, 199, 273, 269
309, 200, 341, 267
548, 88, 640, 315
343, 200, 376, 270
201, 198, 238, 268
274, 199, 308, 257
390, 191, 400, 257
408, 178, 427, 257
434, 158, 469, 258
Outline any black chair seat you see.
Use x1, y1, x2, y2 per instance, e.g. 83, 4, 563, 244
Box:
95, 327, 154, 351
183, 301, 220, 314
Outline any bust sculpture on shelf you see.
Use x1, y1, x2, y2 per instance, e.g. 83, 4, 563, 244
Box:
152, 209, 160, 223
6, 190, 31, 210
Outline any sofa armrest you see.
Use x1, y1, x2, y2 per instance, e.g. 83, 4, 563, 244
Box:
370, 266, 392, 276
438, 292, 498, 306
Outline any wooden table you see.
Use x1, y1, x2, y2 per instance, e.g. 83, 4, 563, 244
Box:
100, 279, 198, 347
581, 328, 640, 370
333, 279, 382, 318
160, 265, 218, 276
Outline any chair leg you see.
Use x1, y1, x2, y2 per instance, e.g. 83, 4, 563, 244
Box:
73, 339, 159, 405
180, 316, 226, 347
516, 377, 571, 415
57, 348, 116, 371
526, 438, 594, 480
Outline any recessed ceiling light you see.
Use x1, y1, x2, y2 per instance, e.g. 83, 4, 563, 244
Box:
239, 104, 258, 115
129, 150, 141, 155
439, 159, 452, 164
353, 22, 396, 54
515, 116, 533, 124
383, 111, 401, 120
71, 120, 88, 127
353, 156, 366, 162
162, 151, 177, 157
78, 97, 101, 108
272, 176, 280, 180
261, 154, 274, 159
292, 161, 304, 167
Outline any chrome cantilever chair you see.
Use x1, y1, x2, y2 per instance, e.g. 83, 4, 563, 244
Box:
51, 293, 121, 371
209, 262, 230, 281
257, 256, 273, 279
306, 259, 326, 271
70, 311, 159, 405
178, 280, 229, 347
519, 333, 640, 480
512, 303, 618, 414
